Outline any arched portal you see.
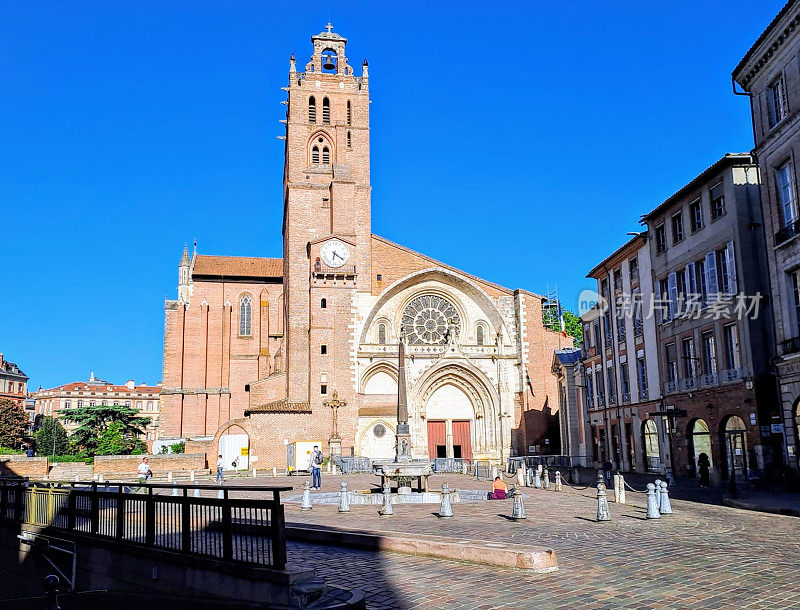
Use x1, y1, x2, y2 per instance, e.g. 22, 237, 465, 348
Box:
722, 415, 748, 478
218, 424, 250, 471
642, 419, 661, 473
425, 384, 474, 460
689, 418, 712, 476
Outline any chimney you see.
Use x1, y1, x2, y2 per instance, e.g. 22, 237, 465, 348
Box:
126, 380, 135, 390
0, 353, 4, 370
89, 371, 95, 382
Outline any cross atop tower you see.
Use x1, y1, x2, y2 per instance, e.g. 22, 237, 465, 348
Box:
325, 22, 333, 33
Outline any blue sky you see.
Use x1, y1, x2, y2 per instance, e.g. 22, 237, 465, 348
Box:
0, 1, 783, 388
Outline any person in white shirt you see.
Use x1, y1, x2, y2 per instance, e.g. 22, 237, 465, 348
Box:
216, 454, 224, 484
137, 457, 151, 487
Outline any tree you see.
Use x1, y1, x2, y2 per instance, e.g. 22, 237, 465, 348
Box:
34, 416, 69, 456
0, 398, 29, 450
95, 422, 147, 456
59, 403, 150, 456
563, 310, 583, 347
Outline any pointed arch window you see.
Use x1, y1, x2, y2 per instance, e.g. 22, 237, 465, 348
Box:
322, 147, 330, 165
308, 96, 316, 123
476, 325, 484, 346
312, 146, 320, 164
239, 294, 252, 336
347, 100, 352, 125
321, 298, 327, 309
378, 323, 387, 345
322, 98, 330, 124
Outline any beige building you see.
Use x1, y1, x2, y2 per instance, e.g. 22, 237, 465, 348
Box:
734, 0, 800, 471
160, 25, 572, 469
0, 353, 28, 408
33, 373, 161, 443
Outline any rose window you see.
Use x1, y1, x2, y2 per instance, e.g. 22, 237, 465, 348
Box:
373, 424, 386, 438
401, 295, 460, 345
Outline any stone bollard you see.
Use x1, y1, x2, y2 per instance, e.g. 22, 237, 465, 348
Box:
492, 466, 498, 480
543, 469, 550, 490
646, 483, 661, 519
338, 481, 351, 513
167, 472, 173, 483
511, 487, 527, 521
251, 467, 256, 478
327, 461, 332, 474
272, 466, 277, 477
533, 469, 542, 489
172, 484, 179, 497
379, 482, 394, 517
654, 479, 662, 508
596, 483, 611, 521
301, 482, 313, 511
572, 466, 581, 485
659, 481, 672, 515
596, 470, 604, 487
438, 483, 453, 518
462, 462, 468, 476
516, 466, 525, 487
98, 474, 105, 483
555, 470, 563, 492
526, 468, 533, 487
614, 474, 626, 504
193, 488, 200, 498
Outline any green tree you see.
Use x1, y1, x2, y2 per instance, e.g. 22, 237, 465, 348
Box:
563, 310, 583, 347
34, 416, 69, 456
0, 398, 29, 450
59, 403, 150, 456
95, 421, 147, 456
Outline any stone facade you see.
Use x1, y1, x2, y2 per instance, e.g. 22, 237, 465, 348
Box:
734, 0, 800, 471
0, 353, 28, 408
159, 26, 571, 469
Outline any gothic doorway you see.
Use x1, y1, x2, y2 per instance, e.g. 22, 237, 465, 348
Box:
427, 421, 446, 458
689, 418, 712, 477
452, 420, 472, 460
642, 419, 661, 473
723, 416, 748, 478
218, 425, 249, 471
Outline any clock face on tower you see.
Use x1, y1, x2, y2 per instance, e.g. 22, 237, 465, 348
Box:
320, 239, 350, 268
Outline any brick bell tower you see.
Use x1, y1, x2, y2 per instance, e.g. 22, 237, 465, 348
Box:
281, 24, 371, 446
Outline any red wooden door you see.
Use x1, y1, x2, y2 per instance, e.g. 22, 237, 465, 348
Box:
452, 420, 472, 460
427, 421, 446, 458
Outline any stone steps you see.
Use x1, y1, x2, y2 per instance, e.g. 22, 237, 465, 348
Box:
48, 462, 93, 481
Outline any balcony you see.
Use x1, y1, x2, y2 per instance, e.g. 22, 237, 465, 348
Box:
679, 376, 698, 392
720, 367, 743, 384
775, 219, 800, 246
312, 263, 357, 277
700, 372, 718, 387
622, 392, 631, 405
781, 336, 800, 356
663, 380, 678, 395
607, 394, 616, 406
639, 386, 649, 401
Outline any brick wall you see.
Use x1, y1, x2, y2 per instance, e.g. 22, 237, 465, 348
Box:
93, 453, 207, 476
0, 456, 49, 478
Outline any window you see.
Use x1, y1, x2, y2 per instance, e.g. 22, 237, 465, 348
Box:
682, 337, 696, 378
347, 131, 351, 148
629, 257, 639, 282
378, 323, 386, 345
613, 269, 622, 292
376, 274, 382, 282
114, 401, 119, 406
320, 345, 327, 355
600, 278, 609, 300
689, 198, 703, 233
776, 162, 797, 227
606, 368, 616, 404
322, 98, 330, 124
793, 270, 800, 338
697, 259, 707, 303
596, 370, 605, 406
322, 197, 329, 208
620, 363, 630, 399
703, 251, 719, 303
239, 294, 252, 336
593, 322, 601, 349
710, 183, 725, 220
586, 373, 594, 408
637, 356, 648, 398
147, 401, 154, 411
476, 325, 484, 345
77, 400, 83, 408
703, 333, 719, 378
136, 401, 142, 409
321, 384, 328, 395
715, 242, 737, 297
632, 287, 643, 335
665, 343, 678, 382
89, 400, 95, 407
312, 146, 320, 164
676, 269, 687, 314
64, 399, 71, 408
723, 323, 740, 370
655, 224, 666, 253
322, 147, 330, 164
672, 211, 684, 244
615, 305, 626, 343
320, 298, 327, 309
124, 401, 131, 407
308, 96, 316, 123
768, 75, 788, 128
347, 100, 351, 125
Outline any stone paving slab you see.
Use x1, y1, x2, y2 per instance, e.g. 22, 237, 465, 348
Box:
229, 474, 800, 609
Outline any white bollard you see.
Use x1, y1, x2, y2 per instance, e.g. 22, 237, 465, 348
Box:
272, 466, 277, 477
596, 483, 611, 521
300, 482, 313, 510
190, 470, 195, 481
193, 488, 200, 498
379, 482, 394, 517
614, 474, 626, 504
510, 488, 527, 521
167, 472, 173, 483
516, 466, 525, 487
492, 466, 498, 480
533, 469, 542, 489
437, 483, 453, 518
252, 467, 257, 478
338, 481, 351, 513
327, 461, 332, 474
646, 483, 661, 519
554, 471, 563, 492
462, 462, 468, 476
74, 475, 80, 483
98, 474, 105, 483
654, 479, 662, 508
543, 469, 550, 490
659, 481, 672, 515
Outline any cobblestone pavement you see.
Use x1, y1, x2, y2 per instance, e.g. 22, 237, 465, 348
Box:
228, 474, 800, 609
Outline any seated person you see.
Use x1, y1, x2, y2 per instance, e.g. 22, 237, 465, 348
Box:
488, 476, 508, 500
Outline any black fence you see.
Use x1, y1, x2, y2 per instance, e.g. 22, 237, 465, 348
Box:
506, 455, 584, 473
0, 480, 291, 570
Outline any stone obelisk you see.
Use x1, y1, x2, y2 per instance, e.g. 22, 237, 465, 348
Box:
396, 337, 411, 462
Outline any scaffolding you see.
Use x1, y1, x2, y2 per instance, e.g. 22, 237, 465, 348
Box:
541, 284, 561, 333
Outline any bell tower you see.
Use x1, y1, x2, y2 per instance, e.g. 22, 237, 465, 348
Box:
281, 24, 371, 408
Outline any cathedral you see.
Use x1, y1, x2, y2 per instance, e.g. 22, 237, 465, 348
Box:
160, 25, 569, 469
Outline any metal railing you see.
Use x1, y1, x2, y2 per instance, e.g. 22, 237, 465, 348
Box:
775, 219, 800, 246
334, 456, 372, 474
431, 457, 471, 473
473, 460, 492, 481
312, 263, 356, 276
781, 336, 800, 355
506, 455, 583, 473
0, 480, 290, 570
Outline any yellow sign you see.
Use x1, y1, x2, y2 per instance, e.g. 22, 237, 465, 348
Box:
240, 447, 249, 456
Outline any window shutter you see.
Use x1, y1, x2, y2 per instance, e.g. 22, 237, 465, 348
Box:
687, 262, 697, 295
667, 272, 678, 317
725, 241, 737, 296
704, 251, 718, 303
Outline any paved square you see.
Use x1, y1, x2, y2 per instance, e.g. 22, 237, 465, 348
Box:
224, 474, 800, 609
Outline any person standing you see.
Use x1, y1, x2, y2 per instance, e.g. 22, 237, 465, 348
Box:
137, 457, 151, 486
697, 453, 711, 488
216, 454, 225, 484
309, 445, 323, 490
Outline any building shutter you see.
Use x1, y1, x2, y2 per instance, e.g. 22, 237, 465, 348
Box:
725, 241, 737, 296
704, 251, 718, 303
667, 272, 678, 317
687, 262, 697, 295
